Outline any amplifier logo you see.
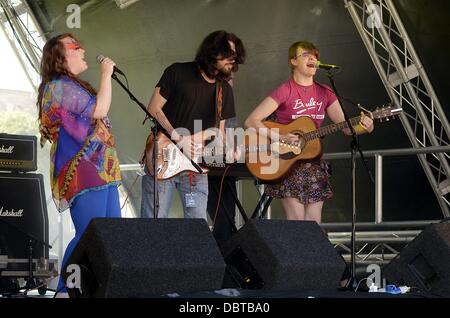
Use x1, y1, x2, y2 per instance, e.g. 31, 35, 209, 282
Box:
0, 145, 14, 154
0, 206, 24, 217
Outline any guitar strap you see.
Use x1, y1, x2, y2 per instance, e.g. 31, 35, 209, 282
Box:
215, 80, 223, 129
186, 81, 223, 180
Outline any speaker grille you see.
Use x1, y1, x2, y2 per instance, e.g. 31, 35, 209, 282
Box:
384, 222, 450, 297
223, 219, 346, 290
64, 218, 226, 297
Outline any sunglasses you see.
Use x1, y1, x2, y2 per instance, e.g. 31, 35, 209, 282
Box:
65, 42, 83, 50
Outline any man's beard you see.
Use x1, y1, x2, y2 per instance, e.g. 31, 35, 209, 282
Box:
216, 64, 234, 79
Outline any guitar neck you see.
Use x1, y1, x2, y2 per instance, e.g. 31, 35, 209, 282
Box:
304, 116, 361, 141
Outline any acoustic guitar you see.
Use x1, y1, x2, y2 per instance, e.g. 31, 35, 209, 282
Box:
244, 105, 402, 182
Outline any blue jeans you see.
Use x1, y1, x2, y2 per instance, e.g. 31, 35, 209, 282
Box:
141, 171, 208, 220
57, 185, 121, 293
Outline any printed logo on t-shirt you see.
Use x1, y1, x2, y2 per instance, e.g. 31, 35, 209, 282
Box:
291, 98, 324, 120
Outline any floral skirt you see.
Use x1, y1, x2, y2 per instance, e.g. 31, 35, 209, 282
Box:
264, 159, 333, 204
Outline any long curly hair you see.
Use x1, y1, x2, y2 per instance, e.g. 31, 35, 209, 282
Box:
36, 33, 96, 126
195, 30, 246, 79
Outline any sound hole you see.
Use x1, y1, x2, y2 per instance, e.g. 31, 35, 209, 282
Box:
291, 130, 305, 150
279, 130, 304, 160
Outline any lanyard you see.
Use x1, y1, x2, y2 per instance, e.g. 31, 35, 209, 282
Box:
189, 171, 194, 192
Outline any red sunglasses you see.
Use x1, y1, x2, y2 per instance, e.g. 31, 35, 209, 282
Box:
65, 42, 83, 50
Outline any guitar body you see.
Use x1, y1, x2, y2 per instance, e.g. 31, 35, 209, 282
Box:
245, 116, 322, 183
145, 132, 208, 180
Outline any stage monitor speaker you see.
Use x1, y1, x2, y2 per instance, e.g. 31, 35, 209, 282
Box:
222, 219, 346, 290
0, 173, 49, 260
383, 222, 450, 297
63, 218, 226, 298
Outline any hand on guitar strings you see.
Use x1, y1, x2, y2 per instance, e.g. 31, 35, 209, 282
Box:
279, 133, 301, 146
177, 135, 203, 159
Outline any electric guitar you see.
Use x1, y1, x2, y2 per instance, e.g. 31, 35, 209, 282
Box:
144, 130, 225, 180
244, 105, 402, 182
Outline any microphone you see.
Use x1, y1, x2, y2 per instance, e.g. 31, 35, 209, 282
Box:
316, 61, 340, 70
96, 54, 125, 76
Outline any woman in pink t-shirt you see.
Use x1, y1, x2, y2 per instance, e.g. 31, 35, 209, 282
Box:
245, 41, 374, 223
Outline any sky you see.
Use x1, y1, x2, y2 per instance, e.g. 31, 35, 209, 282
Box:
0, 23, 34, 92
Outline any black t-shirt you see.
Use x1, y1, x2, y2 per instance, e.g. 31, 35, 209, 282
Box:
157, 62, 235, 134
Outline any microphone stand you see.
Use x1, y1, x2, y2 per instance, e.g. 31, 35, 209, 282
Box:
111, 72, 159, 218
325, 70, 374, 290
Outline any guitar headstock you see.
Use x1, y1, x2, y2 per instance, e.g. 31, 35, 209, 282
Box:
371, 103, 402, 122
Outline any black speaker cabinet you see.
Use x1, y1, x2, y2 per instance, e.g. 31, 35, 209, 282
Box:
222, 219, 346, 290
0, 173, 49, 260
63, 218, 226, 297
383, 222, 450, 297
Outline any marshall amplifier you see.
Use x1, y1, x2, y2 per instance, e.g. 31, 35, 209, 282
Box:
0, 134, 37, 172
0, 173, 49, 260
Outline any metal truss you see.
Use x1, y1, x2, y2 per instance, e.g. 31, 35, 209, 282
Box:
345, 0, 450, 217
0, 0, 45, 89
328, 230, 421, 265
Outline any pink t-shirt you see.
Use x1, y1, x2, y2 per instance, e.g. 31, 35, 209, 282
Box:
270, 79, 337, 128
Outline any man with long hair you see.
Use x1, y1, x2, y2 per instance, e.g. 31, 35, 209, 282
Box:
141, 30, 246, 220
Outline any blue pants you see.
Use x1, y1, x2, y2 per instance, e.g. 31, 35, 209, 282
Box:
141, 171, 208, 220
57, 185, 121, 293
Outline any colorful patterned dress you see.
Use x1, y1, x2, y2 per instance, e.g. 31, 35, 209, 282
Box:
40, 75, 121, 212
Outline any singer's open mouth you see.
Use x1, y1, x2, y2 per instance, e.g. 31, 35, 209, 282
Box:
307, 63, 316, 68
